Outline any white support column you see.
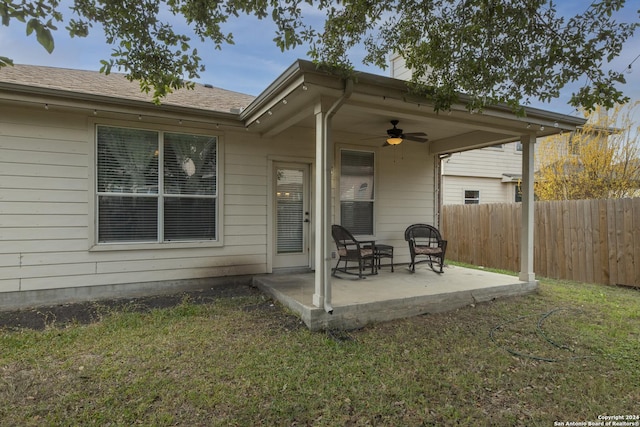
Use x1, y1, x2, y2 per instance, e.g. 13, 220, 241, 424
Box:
311, 82, 352, 313
519, 133, 536, 282
312, 99, 333, 309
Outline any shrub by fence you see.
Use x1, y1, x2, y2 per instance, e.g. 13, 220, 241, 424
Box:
442, 198, 640, 287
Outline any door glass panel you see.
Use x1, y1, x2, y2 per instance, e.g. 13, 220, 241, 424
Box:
276, 168, 304, 254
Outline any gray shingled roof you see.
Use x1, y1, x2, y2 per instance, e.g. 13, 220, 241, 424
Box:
0, 64, 256, 113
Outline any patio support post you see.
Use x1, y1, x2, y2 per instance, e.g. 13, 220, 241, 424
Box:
519, 133, 536, 282
312, 80, 353, 314
312, 98, 332, 311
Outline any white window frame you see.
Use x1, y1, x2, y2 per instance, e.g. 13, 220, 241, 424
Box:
464, 190, 480, 204
89, 120, 224, 251
338, 148, 375, 236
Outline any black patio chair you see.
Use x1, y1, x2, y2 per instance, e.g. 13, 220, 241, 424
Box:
404, 223, 447, 274
331, 224, 376, 279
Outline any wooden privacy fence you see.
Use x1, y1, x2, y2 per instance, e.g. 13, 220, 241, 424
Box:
442, 198, 640, 287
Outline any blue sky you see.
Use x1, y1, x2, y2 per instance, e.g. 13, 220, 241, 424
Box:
1, 1, 639, 121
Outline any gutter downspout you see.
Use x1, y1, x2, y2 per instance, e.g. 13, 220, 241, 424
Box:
320, 78, 354, 314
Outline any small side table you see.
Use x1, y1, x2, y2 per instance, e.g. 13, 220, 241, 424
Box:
375, 244, 394, 272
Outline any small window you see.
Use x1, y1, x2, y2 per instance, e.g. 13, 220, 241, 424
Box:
464, 190, 480, 204
97, 125, 218, 243
515, 183, 522, 202
340, 150, 374, 235
515, 141, 523, 152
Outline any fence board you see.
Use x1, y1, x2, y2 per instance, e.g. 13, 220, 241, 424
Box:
633, 198, 640, 287
442, 198, 640, 287
606, 198, 616, 285
576, 200, 588, 283
622, 198, 634, 287
543, 202, 555, 279
598, 199, 610, 285
587, 203, 603, 283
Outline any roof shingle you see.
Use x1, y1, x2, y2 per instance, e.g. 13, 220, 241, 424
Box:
0, 64, 256, 113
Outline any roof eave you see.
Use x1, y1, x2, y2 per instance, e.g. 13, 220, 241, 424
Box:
0, 81, 243, 124
241, 59, 586, 133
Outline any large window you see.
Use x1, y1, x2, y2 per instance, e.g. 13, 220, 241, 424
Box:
340, 150, 374, 235
97, 125, 217, 243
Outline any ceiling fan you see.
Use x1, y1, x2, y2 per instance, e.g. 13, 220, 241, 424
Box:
383, 120, 428, 146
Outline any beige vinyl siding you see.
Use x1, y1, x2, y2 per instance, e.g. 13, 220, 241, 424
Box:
443, 176, 516, 205
0, 107, 89, 265
379, 145, 435, 265
0, 104, 276, 294
442, 143, 522, 178
389, 54, 413, 81
225, 140, 268, 254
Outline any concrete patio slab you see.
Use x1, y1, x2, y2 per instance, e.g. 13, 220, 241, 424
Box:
253, 264, 537, 331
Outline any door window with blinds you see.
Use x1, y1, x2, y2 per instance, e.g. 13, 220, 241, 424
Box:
96, 125, 218, 243
340, 149, 375, 235
276, 167, 305, 254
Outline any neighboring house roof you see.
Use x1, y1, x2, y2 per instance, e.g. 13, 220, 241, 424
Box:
0, 64, 255, 113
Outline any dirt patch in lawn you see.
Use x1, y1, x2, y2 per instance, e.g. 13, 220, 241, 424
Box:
0, 283, 265, 331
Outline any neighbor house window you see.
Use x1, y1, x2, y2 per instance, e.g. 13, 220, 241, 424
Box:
340, 149, 374, 235
96, 125, 217, 243
567, 132, 580, 155
464, 190, 480, 204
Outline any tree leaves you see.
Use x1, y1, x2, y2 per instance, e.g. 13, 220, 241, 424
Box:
26, 18, 55, 53
1, 0, 638, 112
0, 56, 14, 68
2, 1, 59, 54
535, 102, 640, 200
335, 0, 639, 113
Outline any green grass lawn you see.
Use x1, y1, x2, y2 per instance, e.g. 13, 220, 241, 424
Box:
1, 277, 639, 426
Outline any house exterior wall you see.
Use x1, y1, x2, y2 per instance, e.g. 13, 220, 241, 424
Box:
442, 176, 515, 205
441, 143, 523, 204
0, 103, 436, 304
389, 54, 413, 81
333, 137, 437, 259
0, 104, 278, 296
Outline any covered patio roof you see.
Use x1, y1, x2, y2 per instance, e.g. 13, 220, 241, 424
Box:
241, 59, 585, 153
241, 59, 586, 317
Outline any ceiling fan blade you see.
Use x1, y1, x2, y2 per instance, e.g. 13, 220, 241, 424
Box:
404, 132, 428, 137
404, 135, 429, 143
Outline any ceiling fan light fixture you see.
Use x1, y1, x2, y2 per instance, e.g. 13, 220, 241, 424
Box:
386, 137, 403, 145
